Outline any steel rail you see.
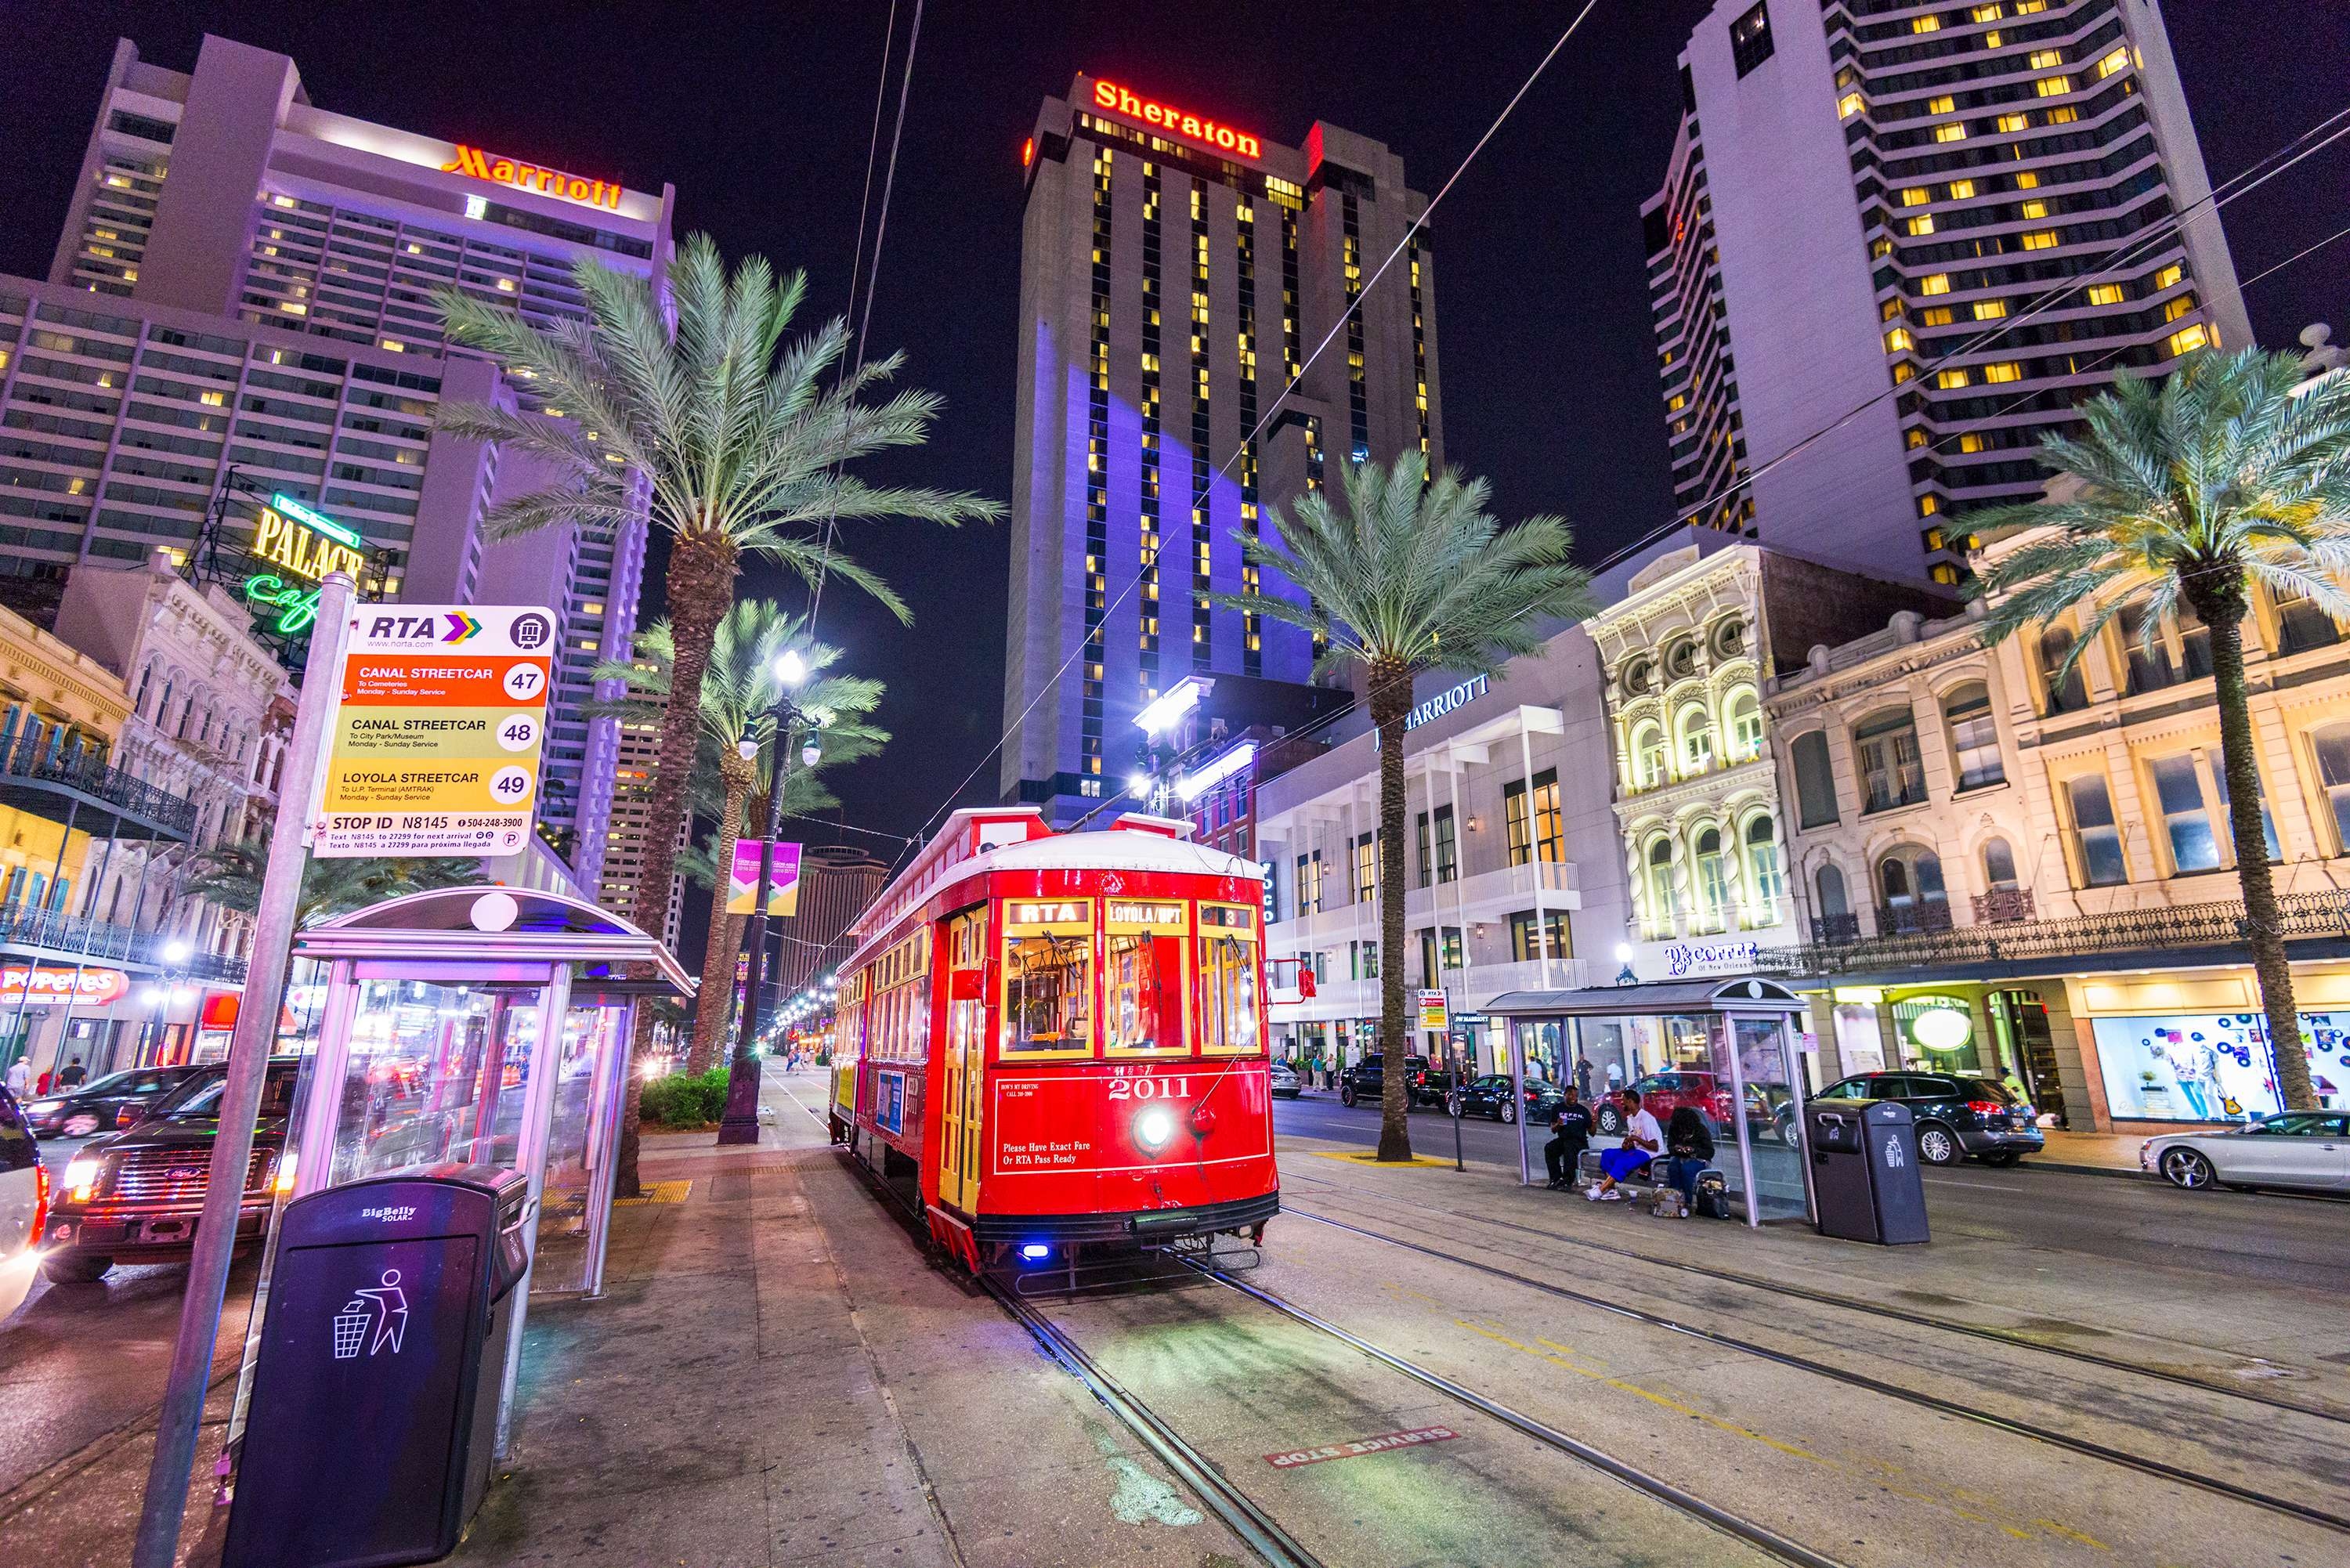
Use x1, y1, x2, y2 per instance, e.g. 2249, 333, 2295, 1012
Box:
1180, 1257, 1854, 1568
1282, 1206, 2350, 1536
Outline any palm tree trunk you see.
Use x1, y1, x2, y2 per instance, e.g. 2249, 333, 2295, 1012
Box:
2193, 579, 2316, 1111
614, 531, 739, 1197
1371, 665, 1414, 1162
686, 776, 750, 1075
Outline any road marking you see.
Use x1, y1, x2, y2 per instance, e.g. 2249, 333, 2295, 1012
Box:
1264, 1425, 1460, 1468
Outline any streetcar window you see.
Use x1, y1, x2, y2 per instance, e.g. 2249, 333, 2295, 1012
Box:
1003, 901, 1094, 1056
1198, 904, 1260, 1055
1105, 900, 1186, 1054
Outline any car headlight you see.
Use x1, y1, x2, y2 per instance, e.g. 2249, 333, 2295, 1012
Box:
63, 1155, 101, 1201
1134, 1106, 1176, 1151
24, 1099, 63, 1114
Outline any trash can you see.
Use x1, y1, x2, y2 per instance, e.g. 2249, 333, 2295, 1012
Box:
225, 1164, 531, 1568
1806, 1100, 1929, 1245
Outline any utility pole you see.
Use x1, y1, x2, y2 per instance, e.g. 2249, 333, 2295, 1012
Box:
130, 573, 352, 1568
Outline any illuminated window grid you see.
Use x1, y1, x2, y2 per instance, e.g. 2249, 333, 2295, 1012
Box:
1140, 161, 1164, 688
1082, 147, 1112, 777
1341, 193, 1368, 460
1235, 198, 1262, 674
70, 153, 168, 297
1408, 239, 1430, 465
1189, 179, 1212, 669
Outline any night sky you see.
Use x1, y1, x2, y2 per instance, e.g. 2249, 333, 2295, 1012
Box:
4, 2, 2335, 852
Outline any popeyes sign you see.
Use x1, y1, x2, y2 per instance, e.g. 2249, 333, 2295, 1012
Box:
440, 144, 623, 210
1, 965, 130, 1007
1090, 78, 1263, 161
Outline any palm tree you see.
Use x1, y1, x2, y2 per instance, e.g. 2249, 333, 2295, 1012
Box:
1971, 347, 2350, 1111
436, 234, 995, 1190
1217, 455, 1596, 1160
593, 603, 884, 1075
181, 843, 486, 930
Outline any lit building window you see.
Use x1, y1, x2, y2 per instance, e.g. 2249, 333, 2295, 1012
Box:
2096, 47, 2130, 78
1960, 432, 1986, 453
1937, 369, 1972, 389
1920, 273, 1950, 294
2167, 323, 2212, 356
2086, 282, 2126, 305
1907, 216, 1936, 237
1996, 112, 2029, 133
2020, 229, 2060, 250
2015, 171, 2039, 189
2029, 49, 2063, 68
2020, 199, 2048, 219
1839, 91, 1866, 118
1912, 13, 1940, 31
2156, 262, 2184, 289
1983, 361, 2023, 382
1970, 3, 2002, 19
2044, 105, 2078, 124
1947, 179, 1975, 200
1929, 95, 1955, 114
1920, 305, 1954, 326
1900, 187, 1929, 207
1935, 122, 1967, 143
2036, 75, 2073, 97
1885, 327, 1916, 352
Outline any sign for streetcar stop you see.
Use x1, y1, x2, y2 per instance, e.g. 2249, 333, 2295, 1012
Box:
313, 605, 557, 858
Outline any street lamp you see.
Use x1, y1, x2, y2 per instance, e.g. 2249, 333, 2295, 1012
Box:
719, 645, 818, 1143
1614, 941, 1638, 988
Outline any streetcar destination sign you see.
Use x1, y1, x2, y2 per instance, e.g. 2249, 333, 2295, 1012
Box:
313, 605, 555, 858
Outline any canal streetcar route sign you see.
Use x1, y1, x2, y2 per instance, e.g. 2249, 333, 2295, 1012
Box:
313, 605, 556, 858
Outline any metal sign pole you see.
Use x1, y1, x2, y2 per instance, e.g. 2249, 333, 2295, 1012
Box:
130, 573, 352, 1568
1510, 1023, 1531, 1187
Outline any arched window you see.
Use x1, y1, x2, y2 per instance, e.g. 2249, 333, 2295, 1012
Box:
1876, 845, 1948, 934
134, 665, 154, 715
1693, 826, 1729, 931
1791, 730, 1838, 827
2039, 627, 2088, 714
1982, 836, 2018, 888
1631, 721, 1667, 789
1744, 815, 1784, 923
1854, 706, 1926, 812
1942, 682, 2004, 789
1646, 836, 1679, 933
1663, 638, 1699, 681
1816, 863, 1849, 917
1676, 703, 1713, 773
1708, 616, 1748, 663
1723, 687, 1763, 762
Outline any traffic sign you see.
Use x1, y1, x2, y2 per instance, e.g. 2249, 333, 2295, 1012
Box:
312, 605, 556, 858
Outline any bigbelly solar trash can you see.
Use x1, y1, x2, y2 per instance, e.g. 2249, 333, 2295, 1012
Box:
1806, 1099, 1929, 1246
225, 1165, 530, 1568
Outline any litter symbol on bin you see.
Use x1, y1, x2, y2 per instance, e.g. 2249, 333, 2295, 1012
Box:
331, 1269, 410, 1360
1882, 1134, 1906, 1169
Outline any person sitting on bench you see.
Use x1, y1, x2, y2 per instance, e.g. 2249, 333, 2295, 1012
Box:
1658, 1104, 1715, 1216
1586, 1089, 1661, 1201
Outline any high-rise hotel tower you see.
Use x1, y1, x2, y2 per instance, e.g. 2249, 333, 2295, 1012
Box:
5, 34, 674, 888
1642, 0, 2248, 583
1002, 75, 1441, 822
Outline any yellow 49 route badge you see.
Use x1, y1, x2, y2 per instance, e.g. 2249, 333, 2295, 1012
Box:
313, 605, 558, 858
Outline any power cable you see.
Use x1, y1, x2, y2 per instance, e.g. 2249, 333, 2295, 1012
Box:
914, 0, 1606, 846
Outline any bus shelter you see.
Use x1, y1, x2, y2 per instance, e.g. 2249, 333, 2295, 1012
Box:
1487, 977, 1814, 1228
249, 887, 690, 1454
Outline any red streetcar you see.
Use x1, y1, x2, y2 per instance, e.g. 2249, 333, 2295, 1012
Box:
828, 807, 1278, 1274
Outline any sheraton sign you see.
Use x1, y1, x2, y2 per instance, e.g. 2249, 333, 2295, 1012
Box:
1090, 79, 1263, 161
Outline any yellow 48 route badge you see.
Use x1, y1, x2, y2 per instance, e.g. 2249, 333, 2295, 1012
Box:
313, 605, 558, 858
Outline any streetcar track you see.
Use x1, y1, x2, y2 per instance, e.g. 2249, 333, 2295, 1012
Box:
1278, 1203, 2350, 1537
1277, 1163, 2350, 1426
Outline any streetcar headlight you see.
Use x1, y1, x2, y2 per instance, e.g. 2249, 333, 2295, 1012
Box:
1019, 1244, 1052, 1263
1134, 1106, 1176, 1151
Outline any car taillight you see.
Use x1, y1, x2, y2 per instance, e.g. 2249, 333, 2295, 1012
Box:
31, 1162, 51, 1242
1965, 1100, 2004, 1116
117, 1104, 142, 1129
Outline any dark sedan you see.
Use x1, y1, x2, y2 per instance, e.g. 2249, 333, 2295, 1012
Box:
18, 1064, 212, 1139
40, 1058, 302, 1283
1810, 1071, 2044, 1166
1445, 1074, 1566, 1125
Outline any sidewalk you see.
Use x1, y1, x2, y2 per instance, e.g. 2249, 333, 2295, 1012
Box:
2034, 1128, 2146, 1175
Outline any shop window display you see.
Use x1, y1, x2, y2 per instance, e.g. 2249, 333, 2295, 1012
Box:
2092, 1012, 2348, 1122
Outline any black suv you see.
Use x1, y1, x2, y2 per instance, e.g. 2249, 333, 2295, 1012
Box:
1445, 1074, 1567, 1125
19, 1064, 213, 1139
1810, 1071, 2043, 1166
41, 1058, 302, 1283
1338, 1053, 1442, 1109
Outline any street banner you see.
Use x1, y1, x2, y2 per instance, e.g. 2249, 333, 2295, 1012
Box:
313, 605, 556, 858
725, 839, 802, 916
1417, 988, 1448, 1031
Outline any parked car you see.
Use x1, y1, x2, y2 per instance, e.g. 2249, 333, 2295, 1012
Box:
1268, 1060, 1301, 1099
1338, 1053, 1439, 1109
1809, 1071, 2044, 1166
1593, 1070, 1734, 1136
38, 1058, 302, 1284
0, 1083, 48, 1317
18, 1064, 214, 1139
1445, 1074, 1566, 1125
2142, 1111, 2348, 1193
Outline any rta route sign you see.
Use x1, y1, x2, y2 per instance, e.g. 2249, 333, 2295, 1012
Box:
313, 605, 557, 858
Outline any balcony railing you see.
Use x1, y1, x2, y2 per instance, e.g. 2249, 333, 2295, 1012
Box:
1406, 857, 1578, 920
0, 904, 247, 981
1874, 900, 1955, 938
1973, 887, 2036, 925
1773, 887, 2350, 978
0, 729, 197, 840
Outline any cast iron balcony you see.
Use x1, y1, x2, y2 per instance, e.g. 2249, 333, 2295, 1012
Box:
1972, 887, 2036, 925
0, 729, 197, 840
1875, 900, 1956, 938
0, 904, 246, 981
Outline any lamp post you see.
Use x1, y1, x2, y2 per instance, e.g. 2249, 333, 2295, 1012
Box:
718, 648, 819, 1144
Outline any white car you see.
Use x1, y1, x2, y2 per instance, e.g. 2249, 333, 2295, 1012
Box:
2142, 1111, 2350, 1193
0, 1085, 51, 1317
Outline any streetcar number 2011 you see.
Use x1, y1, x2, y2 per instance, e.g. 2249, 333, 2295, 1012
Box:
1108, 1077, 1192, 1100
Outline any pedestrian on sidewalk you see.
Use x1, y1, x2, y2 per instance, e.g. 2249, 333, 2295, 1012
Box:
1574, 1056, 1594, 1103
1657, 1104, 1715, 1215
1587, 1089, 1661, 1202
58, 1057, 85, 1089
1545, 1084, 1593, 1190
4, 1055, 25, 1097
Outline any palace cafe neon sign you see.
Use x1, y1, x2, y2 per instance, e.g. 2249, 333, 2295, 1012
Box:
244, 493, 368, 635
440, 144, 623, 210
1090, 79, 1262, 160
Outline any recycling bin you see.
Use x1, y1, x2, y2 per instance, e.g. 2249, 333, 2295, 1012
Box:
1805, 1099, 1929, 1245
225, 1164, 530, 1568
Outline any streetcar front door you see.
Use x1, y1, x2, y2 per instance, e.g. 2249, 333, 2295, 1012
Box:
940, 909, 988, 1212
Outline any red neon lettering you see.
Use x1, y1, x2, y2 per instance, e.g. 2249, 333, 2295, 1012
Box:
1087, 78, 1262, 162
439, 143, 624, 211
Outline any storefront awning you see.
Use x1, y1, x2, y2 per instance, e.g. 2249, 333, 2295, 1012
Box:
1486, 976, 1804, 1016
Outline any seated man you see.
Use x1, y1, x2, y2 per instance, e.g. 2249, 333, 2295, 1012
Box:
1658, 1104, 1716, 1215
1544, 1084, 1593, 1190
1586, 1089, 1661, 1201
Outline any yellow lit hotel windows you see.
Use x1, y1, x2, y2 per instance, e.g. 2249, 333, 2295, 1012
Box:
1935, 123, 1966, 143
1974, 298, 2008, 320
2015, 0, 2045, 10
1947, 179, 1975, 201
1970, 3, 2002, 20
2036, 75, 2073, 97
2020, 199, 2048, 219
2044, 106, 2077, 124
1907, 216, 1936, 237
2021, 229, 2060, 251
1900, 187, 1929, 207
2087, 283, 2126, 305
1960, 432, 1987, 453
1912, 14, 1940, 31
1929, 95, 1955, 115
1997, 113, 2029, 133
2156, 263, 2184, 289
2168, 323, 2212, 356
1908, 427, 1928, 449
1920, 306, 1954, 327
2096, 47, 2130, 78
1938, 369, 1972, 389
2014, 170, 2039, 189
1892, 363, 1916, 383
1919, 494, 1940, 517
1885, 327, 1916, 352
1985, 29, 2002, 47
1839, 92, 1866, 119
1983, 361, 2023, 383
2164, 294, 2196, 323
1920, 273, 1951, 295
2029, 49, 2063, 69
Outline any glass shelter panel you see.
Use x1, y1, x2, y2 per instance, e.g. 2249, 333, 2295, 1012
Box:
530, 1001, 624, 1294
1724, 1014, 1808, 1223
327, 977, 547, 1186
